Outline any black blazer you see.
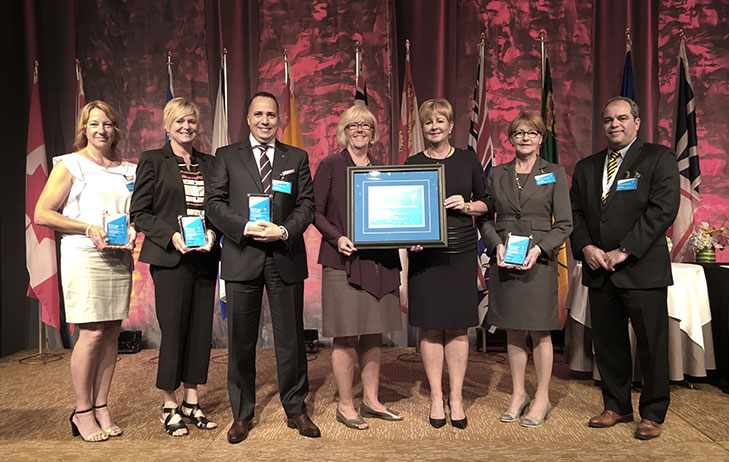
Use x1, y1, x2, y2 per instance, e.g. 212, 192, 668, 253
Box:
203, 139, 314, 284
130, 143, 221, 268
570, 139, 680, 289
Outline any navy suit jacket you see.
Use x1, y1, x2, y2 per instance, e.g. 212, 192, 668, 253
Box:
570, 139, 680, 289
204, 139, 314, 284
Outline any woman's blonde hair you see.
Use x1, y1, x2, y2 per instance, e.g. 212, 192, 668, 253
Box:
507, 111, 547, 137
163, 97, 200, 133
335, 105, 379, 148
419, 99, 453, 124
73, 100, 121, 156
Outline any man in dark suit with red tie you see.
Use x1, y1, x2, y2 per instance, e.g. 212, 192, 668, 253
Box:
570, 97, 680, 440
204, 91, 319, 443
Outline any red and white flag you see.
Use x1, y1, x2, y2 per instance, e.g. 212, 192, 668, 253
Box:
25, 62, 61, 331
75, 59, 86, 124
397, 39, 424, 165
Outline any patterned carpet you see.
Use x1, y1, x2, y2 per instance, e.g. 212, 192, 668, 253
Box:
1, 347, 728, 461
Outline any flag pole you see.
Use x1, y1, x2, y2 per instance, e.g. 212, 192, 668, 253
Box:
539, 31, 546, 87
625, 27, 632, 52
283, 49, 289, 86
20, 61, 63, 365
222, 47, 228, 117
355, 41, 360, 84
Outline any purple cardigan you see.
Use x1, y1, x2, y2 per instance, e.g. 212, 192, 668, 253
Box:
313, 150, 401, 299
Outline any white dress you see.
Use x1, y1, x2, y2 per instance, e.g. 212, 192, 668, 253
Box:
54, 153, 137, 323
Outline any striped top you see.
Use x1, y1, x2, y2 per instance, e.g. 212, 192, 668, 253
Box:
176, 155, 205, 216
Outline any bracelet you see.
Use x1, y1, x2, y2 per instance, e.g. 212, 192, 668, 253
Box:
465, 202, 472, 213
84, 223, 93, 237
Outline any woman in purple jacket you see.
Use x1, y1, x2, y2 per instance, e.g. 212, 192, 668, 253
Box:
313, 105, 404, 430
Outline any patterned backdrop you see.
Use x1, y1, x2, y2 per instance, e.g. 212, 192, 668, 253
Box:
72, 0, 728, 346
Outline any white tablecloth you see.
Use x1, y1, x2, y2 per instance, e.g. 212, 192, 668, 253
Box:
565, 262, 716, 379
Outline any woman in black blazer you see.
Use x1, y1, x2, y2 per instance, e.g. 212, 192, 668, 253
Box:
130, 97, 220, 436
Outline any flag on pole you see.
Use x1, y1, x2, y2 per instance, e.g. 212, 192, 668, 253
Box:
539, 37, 569, 330
281, 51, 304, 149
397, 39, 424, 166
396, 40, 425, 314
354, 42, 368, 106
468, 34, 494, 329
669, 34, 701, 262
621, 29, 636, 102
166, 51, 174, 143
74, 59, 86, 124
212, 49, 231, 319
25, 61, 61, 331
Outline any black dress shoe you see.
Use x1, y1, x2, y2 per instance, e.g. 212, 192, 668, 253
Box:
429, 416, 447, 428
287, 413, 321, 438
227, 420, 252, 444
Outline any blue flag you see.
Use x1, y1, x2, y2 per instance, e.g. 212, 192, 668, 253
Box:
621, 50, 636, 103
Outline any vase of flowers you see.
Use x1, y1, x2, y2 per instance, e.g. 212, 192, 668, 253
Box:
687, 222, 728, 263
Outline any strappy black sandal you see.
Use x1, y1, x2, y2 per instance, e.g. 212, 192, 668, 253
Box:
70, 408, 109, 442
161, 406, 188, 436
180, 401, 217, 430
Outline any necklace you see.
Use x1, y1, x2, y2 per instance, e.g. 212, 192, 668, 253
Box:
424, 146, 454, 160
84, 148, 118, 168
514, 170, 524, 190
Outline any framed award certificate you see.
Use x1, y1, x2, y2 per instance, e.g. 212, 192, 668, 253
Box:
503, 233, 532, 266
347, 164, 447, 249
178, 215, 207, 248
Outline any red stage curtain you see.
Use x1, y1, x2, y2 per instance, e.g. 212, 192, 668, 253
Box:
592, 0, 659, 152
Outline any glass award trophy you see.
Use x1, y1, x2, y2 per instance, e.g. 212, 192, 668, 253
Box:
503, 233, 532, 266
178, 215, 207, 248
103, 211, 128, 246
248, 193, 272, 222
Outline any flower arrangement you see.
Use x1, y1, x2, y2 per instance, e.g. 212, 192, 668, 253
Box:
686, 222, 728, 252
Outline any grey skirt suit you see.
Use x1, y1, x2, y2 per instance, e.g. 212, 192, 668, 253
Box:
478, 156, 572, 331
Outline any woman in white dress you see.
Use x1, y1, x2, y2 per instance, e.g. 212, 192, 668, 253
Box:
36, 100, 137, 442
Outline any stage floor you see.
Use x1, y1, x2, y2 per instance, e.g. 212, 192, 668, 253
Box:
1, 347, 728, 461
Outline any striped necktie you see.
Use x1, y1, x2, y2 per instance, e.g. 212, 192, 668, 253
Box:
602, 150, 621, 204
257, 145, 272, 193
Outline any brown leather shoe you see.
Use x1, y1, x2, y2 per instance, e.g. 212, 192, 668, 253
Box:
287, 413, 321, 438
635, 418, 662, 440
227, 420, 252, 444
588, 410, 634, 428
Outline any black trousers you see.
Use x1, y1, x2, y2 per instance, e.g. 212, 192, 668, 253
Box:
589, 278, 670, 423
225, 253, 308, 421
150, 252, 217, 391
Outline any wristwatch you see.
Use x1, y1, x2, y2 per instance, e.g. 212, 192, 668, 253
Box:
465, 202, 472, 213
618, 246, 630, 255
279, 226, 289, 241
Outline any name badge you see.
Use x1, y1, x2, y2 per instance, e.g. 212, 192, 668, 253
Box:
534, 173, 555, 185
272, 179, 292, 194
248, 194, 272, 222
126, 182, 135, 192
616, 178, 638, 191
503, 233, 532, 266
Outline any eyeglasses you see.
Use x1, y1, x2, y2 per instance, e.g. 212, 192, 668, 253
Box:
511, 130, 540, 139
346, 122, 372, 131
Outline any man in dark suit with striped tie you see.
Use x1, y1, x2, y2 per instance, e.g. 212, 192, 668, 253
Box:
204, 91, 319, 443
570, 96, 680, 440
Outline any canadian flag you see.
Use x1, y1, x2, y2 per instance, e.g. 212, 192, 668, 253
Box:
25, 62, 61, 331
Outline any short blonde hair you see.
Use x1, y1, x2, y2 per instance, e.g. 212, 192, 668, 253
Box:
335, 105, 379, 148
507, 111, 547, 137
73, 100, 121, 155
419, 99, 453, 124
163, 97, 200, 132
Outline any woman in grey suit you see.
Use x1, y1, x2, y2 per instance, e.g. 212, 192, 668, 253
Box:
479, 112, 572, 427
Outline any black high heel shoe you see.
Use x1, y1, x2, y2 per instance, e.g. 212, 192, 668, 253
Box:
429, 400, 447, 429
447, 400, 468, 429
70, 408, 109, 442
